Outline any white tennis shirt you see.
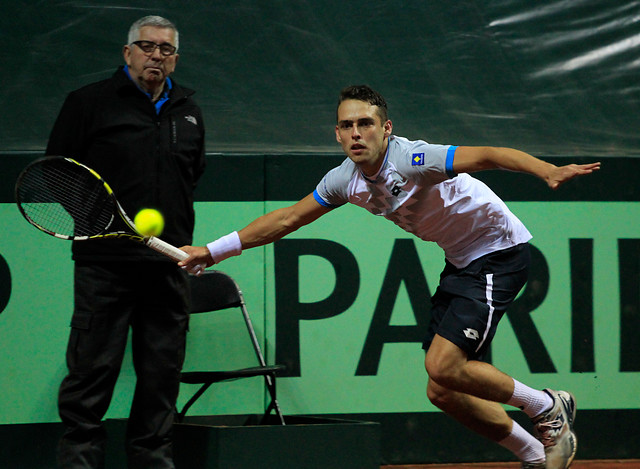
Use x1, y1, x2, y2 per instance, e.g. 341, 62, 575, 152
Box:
313, 135, 532, 268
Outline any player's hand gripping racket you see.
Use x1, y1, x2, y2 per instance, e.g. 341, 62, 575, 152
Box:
15, 156, 203, 274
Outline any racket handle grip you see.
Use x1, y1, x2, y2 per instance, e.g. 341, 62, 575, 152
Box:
145, 236, 206, 276
146, 236, 188, 261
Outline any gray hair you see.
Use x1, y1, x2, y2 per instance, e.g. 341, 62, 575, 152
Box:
127, 15, 179, 51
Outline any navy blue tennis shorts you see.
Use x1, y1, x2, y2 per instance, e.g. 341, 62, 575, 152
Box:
422, 243, 530, 360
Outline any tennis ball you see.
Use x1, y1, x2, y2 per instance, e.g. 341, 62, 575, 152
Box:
134, 208, 164, 237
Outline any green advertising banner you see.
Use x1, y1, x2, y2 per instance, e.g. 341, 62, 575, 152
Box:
0, 200, 639, 425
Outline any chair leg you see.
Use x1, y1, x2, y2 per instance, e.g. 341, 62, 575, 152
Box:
177, 382, 213, 423
262, 373, 285, 425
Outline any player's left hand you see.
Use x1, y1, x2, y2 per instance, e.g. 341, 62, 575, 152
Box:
546, 162, 601, 190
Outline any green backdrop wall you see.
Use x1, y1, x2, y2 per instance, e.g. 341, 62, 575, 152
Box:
3, 0, 640, 155
1, 0, 639, 465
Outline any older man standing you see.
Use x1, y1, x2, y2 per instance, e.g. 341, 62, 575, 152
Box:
47, 15, 205, 468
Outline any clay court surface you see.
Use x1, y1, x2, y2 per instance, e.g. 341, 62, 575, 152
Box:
382, 461, 640, 469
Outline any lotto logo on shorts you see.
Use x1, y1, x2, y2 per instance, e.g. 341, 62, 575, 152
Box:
463, 328, 480, 340
411, 153, 425, 166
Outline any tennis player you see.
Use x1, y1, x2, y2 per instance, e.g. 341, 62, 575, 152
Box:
180, 85, 599, 468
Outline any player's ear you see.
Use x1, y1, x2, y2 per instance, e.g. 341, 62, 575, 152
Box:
383, 120, 393, 138
335, 125, 342, 143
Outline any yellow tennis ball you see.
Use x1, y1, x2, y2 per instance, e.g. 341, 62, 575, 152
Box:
134, 208, 164, 237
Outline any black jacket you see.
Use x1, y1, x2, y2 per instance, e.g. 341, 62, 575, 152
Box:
46, 66, 206, 262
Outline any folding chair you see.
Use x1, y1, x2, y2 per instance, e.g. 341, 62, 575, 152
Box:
177, 270, 286, 425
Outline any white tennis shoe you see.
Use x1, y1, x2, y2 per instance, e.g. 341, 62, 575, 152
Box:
532, 389, 577, 469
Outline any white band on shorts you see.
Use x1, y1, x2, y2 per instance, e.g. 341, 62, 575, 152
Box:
207, 231, 242, 264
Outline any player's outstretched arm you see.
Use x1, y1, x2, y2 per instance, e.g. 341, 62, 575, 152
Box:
452, 146, 601, 190
179, 193, 330, 273
237, 193, 331, 249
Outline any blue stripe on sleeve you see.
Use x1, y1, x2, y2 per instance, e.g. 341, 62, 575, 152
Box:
313, 189, 339, 208
446, 145, 458, 177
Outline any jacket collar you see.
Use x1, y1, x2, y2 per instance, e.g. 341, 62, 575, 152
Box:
113, 65, 195, 101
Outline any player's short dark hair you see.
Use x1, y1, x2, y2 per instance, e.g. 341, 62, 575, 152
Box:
337, 85, 389, 123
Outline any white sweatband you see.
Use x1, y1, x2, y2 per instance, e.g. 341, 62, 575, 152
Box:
207, 231, 242, 264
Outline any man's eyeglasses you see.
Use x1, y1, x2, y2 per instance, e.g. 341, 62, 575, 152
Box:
131, 40, 177, 57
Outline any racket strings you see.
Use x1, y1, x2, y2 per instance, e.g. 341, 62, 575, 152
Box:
17, 159, 115, 237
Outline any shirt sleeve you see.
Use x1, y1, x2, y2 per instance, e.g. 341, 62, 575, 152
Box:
401, 139, 458, 183
313, 160, 354, 208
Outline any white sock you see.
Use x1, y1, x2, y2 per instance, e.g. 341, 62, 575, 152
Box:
498, 420, 545, 464
507, 379, 554, 418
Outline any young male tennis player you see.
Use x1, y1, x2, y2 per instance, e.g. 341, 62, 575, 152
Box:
180, 85, 599, 468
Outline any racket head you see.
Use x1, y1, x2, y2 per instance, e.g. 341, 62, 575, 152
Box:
15, 156, 117, 240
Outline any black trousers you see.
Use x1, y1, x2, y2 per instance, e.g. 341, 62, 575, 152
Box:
57, 261, 190, 469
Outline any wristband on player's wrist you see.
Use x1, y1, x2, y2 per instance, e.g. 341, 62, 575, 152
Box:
207, 231, 242, 263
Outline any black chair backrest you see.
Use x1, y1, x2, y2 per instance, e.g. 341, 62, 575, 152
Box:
189, 270, 243, 314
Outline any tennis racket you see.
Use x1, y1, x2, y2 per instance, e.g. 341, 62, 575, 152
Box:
15, 156, 202, 270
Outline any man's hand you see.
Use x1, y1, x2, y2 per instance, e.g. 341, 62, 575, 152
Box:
453, 147, 602, 191
546, 162, 601, 190
179, 245, 214, 276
